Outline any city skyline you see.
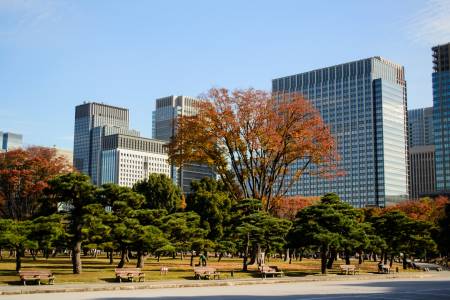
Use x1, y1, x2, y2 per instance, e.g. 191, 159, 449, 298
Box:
1, 0, 450, 149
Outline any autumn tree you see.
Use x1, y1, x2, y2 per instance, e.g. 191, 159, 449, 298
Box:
0, 147, 71, 220
167, 88, 339, 212
272, 196, 319, 220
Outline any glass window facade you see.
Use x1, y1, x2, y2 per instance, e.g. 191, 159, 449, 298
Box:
272, 57, 408, 207
433, 43, 450, 192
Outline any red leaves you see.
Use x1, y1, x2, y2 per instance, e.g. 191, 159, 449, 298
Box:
0, 147, 72, 220
167, 88, 339, 211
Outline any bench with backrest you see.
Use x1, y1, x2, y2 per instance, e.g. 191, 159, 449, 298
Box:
18, 270, 55, 285
259, 265, 284, 278
339, 264, 358, 275
193, 267, 220, 280
115, 268, 145, 282
378, 264, 391, 274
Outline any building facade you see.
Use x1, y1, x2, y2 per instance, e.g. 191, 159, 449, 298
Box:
409, 145, 435, 199
101, 134, 170, 188
432, 43, 450, 193
407, 107, 436, 199
0, 131, 23, 151
73, 102, 139, 185
408, 107, 434, 147
152, 95, 215, 193
272, 57, 409, 207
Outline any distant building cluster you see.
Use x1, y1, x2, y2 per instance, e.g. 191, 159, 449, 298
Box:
6, 43, 448, 206
73, 98, 215, 191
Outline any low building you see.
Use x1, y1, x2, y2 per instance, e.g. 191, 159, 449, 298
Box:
101, 134, 170, 188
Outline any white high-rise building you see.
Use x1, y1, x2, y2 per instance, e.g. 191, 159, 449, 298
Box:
101, 134, 170, 188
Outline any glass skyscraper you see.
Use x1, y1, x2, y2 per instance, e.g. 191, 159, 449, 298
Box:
73, 102, 139, 185
272, 57, 408, 207
432, 43, 450, 193
153, 95, 215, 193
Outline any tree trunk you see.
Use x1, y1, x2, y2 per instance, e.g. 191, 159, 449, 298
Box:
326, 248, 337, 269
242, 233, 250, 271
190, 252, 194, 267
389, 255, 394, 268
345, 251, 350, 265
218, 253, 223, 262
383, 252, 388, 265
136, 250, 145, 269
157, 255, 160, 262
358, 252, 363, 265
72, 240, 82, 274
320, 246, 328, 274
109, 251, 114, 264
118, 248, 126, 268
285, 248, 289, 262
402, 255, 408, 270
15, 246, 23, 272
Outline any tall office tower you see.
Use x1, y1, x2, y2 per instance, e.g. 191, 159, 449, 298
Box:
101, 134, 170, 188
153, 95, 215, 193
272, 57, 409, 207
73, 102, 139, 185
407, 107, 435, 199
0, 131, 23, 151
408, 107, 434, 147
432, 43, 450, 193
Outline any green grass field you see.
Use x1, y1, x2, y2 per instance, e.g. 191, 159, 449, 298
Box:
0, 254, 409, 285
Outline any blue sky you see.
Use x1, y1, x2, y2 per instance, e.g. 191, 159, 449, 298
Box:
1, 0, 450, 150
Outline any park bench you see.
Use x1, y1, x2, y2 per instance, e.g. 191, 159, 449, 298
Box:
115, 268, 145, 282
160, 266, 169, 275
339, 264, 358, 275
193, 267, 220, 280
413, 262, 443, 272
378, 264, 391, 274
18, 269, 55, 285
259, 265, 284, 278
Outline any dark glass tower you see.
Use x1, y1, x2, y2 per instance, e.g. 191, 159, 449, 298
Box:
432, 43, 450, 192
272, 57, 409, 207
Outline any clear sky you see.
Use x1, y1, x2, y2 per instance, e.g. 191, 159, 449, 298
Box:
1, 0, 450, 150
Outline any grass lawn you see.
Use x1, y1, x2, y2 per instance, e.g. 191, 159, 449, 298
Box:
0, 254, 408, 285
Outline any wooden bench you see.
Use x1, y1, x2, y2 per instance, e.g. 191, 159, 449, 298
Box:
19, 270, 55, 285
115, 268, 145, 282
339, 264, 358, 275
378, 264, 391, 274
259, 265, 284, 278
160, 266, 169, 275
193, 267, 220, 280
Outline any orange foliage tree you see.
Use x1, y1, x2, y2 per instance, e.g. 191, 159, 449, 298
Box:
387, 196, 449, 223
167, 88, 339, 212
272, 196, 319, 220
0, 147, 71, 220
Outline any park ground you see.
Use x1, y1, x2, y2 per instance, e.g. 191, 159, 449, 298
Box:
0, 254, 422, 285
1, 274, 450, 299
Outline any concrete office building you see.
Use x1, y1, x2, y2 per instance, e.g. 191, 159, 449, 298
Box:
273, 57, 409, 207
153, 95, 215, 193
73, 102, 139, 185
407, 107, 436, 199
0, 131, 23, 151
409, 145, 435, 199
101, 134, 170, 188
432, 43, 450, 193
